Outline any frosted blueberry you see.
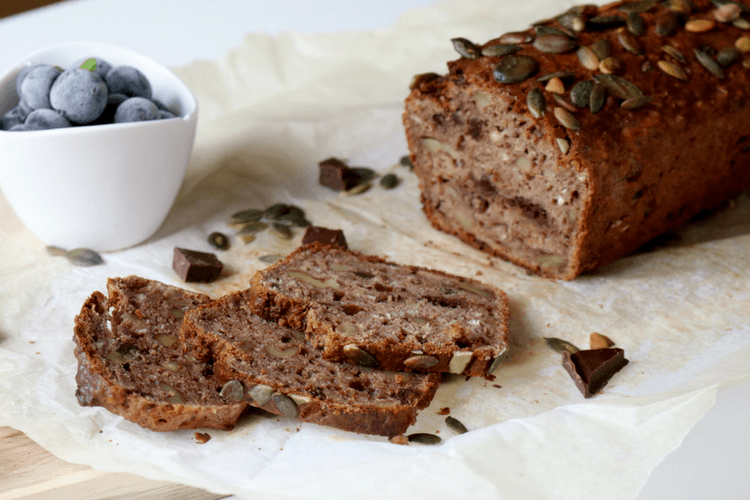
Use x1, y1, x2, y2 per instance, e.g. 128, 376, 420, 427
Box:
9, 124, 29, 131
105, 65, 152, 99
92, 92, 128, 125
113, 97, 159, 123
25, 109, 72, 130
20, 65, 62, 110
158, 109, 176, 119
49, 68, 108, 124
1, 106, 30, 130
72, 56, 113, 79
15, 63, 46, 96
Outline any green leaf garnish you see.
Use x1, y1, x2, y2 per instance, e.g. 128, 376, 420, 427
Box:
79, 58, 97, 72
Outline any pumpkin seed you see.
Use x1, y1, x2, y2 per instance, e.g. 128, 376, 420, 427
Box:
662, 45, 686, 62
165, 360, 181, 372
544, 337, 580, 354
536, 25, 578, 39
266, 345, 300, 358
220, 380, 244, 402
389, 435, 409, 445
557, 12, 586, 32
208, 232, 229, 250
66, 248, 104, 266
536, 71, 575, 82
446, 416, 469, 435
271, 222, 293, 239
339, 323, 357, 336
591, 39, 612, 60
665, 0, 692, 14
570, 81, 594, 108
409, 72, 441, 90
231, 208, 263, 222
533, 34, 577, 53
457, 281, 492, 297
657, 60, 688, 80
404, 354, 439, 370
272, 393, 298, 418
46, 245, 67, 257
170, 308, 185, 319
526, 88, 546, 118
351, 167, 376, 183
737, 36, 750, 53
593, 74, 643, 99
685, 19, 716, 32
258, 254, 283, 264
554, 94, 578, 113
556, 137, 571, 154
238, 233, 256, 244
545, 76, 565, 94
448, 351, 473, 374
577, 46, 600, 70
714, 3, 743, 22
380, 173, 400, 189
493, 55, 539, 84
539, 255, 566, 267
621, 95, 653, 109
399, 155, 414, 169
733, 17, 750, 30
694, 48, 725, 77
590, 332, 616, 349
248, 384, 273, 405
626, 12, 648, 35
655, 11, 680, 36
451, 37, 482, 59
106, 350, 127, 364
587, 15, 626, 29
155, 334, 177, 347
408, 433, 442, 445
422, 138, 460, 158
237, 221, 268, 234
618, 29, 643, 55
487, 348, 508, 374
481, 43, 521, 57
618, 0, 657, 13
499, 31, 534, 44
159, 382, 183, 404
286, 270, 339, 289
344, 182, 372, 196
265, 203, 293, 220
716, 47, 741, 66
343, 344, 379, 367
599, 57, 623, 74
590, 82, 606, 113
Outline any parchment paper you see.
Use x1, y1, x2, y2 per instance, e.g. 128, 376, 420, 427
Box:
1, 1, 749, 499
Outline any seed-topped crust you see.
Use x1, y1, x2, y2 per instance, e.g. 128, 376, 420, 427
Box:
404, 0, 750, 280
73, 276, 248, 431
249, 243, 510, 377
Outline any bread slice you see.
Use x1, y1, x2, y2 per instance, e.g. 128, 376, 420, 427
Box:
249, 243, 509, 377
73, 276, 248, 431
180, 289, 441, 436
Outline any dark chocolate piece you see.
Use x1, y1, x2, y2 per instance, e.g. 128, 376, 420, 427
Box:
172, 248, 223, 282
318, 158, 361, 191
301, 226, 348, 249
562, 348, 628, 398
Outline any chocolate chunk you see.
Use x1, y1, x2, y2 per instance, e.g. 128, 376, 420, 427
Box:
172, 248, 223, 283
318, 158, 361, 191
301, 226, 348, 249
562, 348, 628, 398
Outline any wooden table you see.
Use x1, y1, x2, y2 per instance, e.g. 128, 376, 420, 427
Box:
0, 426, 224, 500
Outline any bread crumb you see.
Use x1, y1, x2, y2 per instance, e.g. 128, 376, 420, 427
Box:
437, 407, 450, 416
194, 432, 211, 444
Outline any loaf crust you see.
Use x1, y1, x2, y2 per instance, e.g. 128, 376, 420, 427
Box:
249, 243, 510, 377
404, 0, 750, 279
180, 289, 441, 436
73, 276, 248, 431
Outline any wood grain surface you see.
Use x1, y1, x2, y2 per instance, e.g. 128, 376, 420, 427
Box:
0, 426, 225, 500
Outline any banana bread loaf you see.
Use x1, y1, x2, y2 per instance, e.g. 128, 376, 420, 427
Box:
180, 289, 441, 436
73, 276, 248, 431
249, 243, 509, 377
403, 0, 750, 280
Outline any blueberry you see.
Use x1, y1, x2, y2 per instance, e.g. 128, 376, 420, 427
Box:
158, 109, 176, 119
9, 124, 29, 131
15, 63, 46, 96
72, 57, 113, 80
49, 68, 108, 124
20, 65, 62, 110
92, 92, 128, 125
105, 65, 152, 99
25, 109, 72, 130
113, 97, 159, 123
1, 106, 30, 130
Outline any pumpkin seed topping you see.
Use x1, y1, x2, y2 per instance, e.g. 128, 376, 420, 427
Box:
220, 380, 244, 402
66, 248, 104, 267
714, 3, 743, 22
544, 337, 580, 354
344, 182, 372, 196
737, 36, 750, 53
570, 81, 594, 108
716, 47, 741, 66
558, 12, 586, 32
587, 15, 626, 29
380, 173, 400, 189
493, 55, 539, 84
599, 57, 623, 74
590, 82, 607, 113
655, 11, 681, 36
621, 95, 653, 109
272, 393, 298, 418
657, 60, 688, 80
445, 416, 469, 435
694, 48, 725, 77
577, 46, 600, 70
248, 384, 273, 405
627, 12, 648, 36
527, 88, 546, 118
448, 351, 473, 374
553, 94, 579, 113
238, 233, 256, 244
556, 137, 571, 154
499, 31, 534, 44
591, 39, 612, 60
404, 354, 440, 370
733, 17, 750, 30
488, 348, 508, 375
665, 0, 692, 15
618, 28, 643, 55
685, 19, 716, 32
231, 208, 263, 222
536, 71, 575, 82
236, 221, 268, 235
533, 33, 577, 53
258, 254, 283, 264
46, 245, 67, 257
481, 43, 522, 57
266, 345, 300, 358
451, 37, 482, 59
619, 0, 657, 13
409, 72, 441, 90
545, 76, 565, 94
593, 74, 643, 99
662, 45, 686, 62
408, 433, 442, 445
343, 344, 379, 367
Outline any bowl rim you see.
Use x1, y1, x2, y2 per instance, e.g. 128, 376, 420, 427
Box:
0, 40, 198, 133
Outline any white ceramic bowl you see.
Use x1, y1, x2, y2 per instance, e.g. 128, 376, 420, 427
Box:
0, 41, 198, 251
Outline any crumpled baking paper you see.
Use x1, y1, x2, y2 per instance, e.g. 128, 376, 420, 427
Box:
1, 1, 749, 499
